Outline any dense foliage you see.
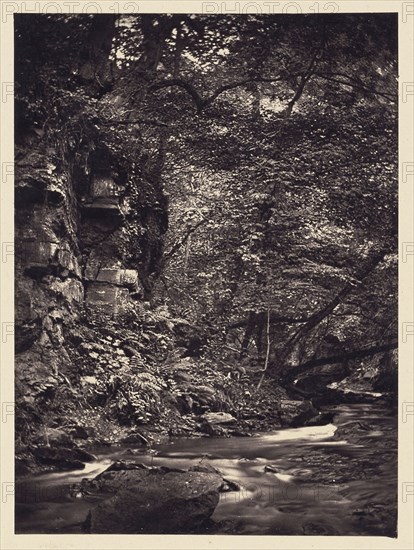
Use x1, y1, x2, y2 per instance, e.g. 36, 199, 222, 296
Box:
15, 13, 398, 450
149, 14, 398, 380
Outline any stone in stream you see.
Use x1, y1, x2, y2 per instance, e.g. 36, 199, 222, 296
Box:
31, 445, 96, 470
202, 412, 236, 425
69, 425, 96, 440
82, 466, 225, 534
31, 446, 86, 471
279, 399, 319, 427
303, 411, 336, 426
332, 420, 374, 443
71, 447, 97, 462
264, 464, 279, 473
231, 431, 252, 437
100, 460, 149, 472
122, 448, 146, 456
221, 478, 242, 492
200, 412, 237, 436
120, 431, 150, 446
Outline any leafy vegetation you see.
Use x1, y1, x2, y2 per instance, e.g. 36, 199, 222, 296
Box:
14, 14, 397, 456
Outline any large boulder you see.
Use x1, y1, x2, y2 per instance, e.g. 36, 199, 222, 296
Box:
200, 412, 237, 436
31, 447, 85, 470
279, 399, 319, 427
119, 431, 150, 446
184, 384, 228, 414
34, 427, 73, 447
31, 444, 96, 470
294, 363, 350, 394
201, 412, 236, 426
83, 466, 224, 534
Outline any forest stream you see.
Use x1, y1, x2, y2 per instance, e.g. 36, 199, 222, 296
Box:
15, 403, 397, 536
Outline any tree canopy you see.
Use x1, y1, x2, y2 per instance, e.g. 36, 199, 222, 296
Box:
15, 12, 398, 384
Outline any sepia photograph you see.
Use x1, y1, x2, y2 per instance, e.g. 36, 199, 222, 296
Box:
10, 8, 401, 538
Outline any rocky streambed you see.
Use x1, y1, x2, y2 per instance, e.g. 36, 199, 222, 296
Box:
15, 403, 397, 536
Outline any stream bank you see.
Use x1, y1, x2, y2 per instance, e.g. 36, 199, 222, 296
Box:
16, 351, 396, 479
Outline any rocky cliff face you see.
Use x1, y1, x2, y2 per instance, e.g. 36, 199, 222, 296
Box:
14, 15, 169, 442
15, 131, 169, 441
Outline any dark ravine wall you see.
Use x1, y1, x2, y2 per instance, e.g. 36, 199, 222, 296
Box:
14, 15, 169, 443
15, 128, 165, 343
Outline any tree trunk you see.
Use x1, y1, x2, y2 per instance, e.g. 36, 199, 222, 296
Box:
79, 14, 117, 87
239, 312, 257, 359
253, 311, 267, 362
256, 308, 271, 390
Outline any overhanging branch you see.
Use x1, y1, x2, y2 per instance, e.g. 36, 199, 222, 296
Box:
314, 72, 397, 103
228, 314, 310, 329
149, 75, 285, 113
149, 78, 205, 112
281, 339, 398, 385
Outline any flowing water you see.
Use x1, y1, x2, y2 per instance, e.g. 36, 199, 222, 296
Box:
15, 403, 397, 536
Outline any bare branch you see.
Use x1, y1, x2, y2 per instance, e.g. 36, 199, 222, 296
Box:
205, 75, 284, 106
164, 218, 208, 261
228, 314, 311, 330
281, 339, 398, 386
149, 78, 205, 112
149, 75, 285, 113
314, 72, 397, 103
284, 47, 323, 117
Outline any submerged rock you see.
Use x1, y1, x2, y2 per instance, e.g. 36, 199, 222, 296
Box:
264, 464, 279, 473
83, 467, 224, 534
303, 412, 336, 426
222, 478, 242, 491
